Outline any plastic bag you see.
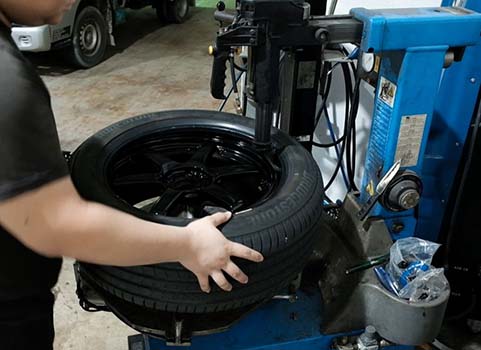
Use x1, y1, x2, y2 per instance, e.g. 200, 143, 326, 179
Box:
387, 237, 440, 289
398, 268, 449, 302
385, 237, 448, 301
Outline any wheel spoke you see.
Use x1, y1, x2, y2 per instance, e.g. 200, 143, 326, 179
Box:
142, 152, 180, 173
202, 184, 242, 209
189, 144, 217, 163
150, 188, 185, 214
112, 172, 162, 187
211, 164, 261, 180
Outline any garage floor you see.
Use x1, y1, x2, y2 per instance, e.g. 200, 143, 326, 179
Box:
31, 7, 230, 350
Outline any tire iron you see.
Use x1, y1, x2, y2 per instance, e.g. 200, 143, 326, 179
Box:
357, 160, 402, 221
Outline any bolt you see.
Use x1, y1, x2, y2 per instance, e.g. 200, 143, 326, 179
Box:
249, 29, 256, 35
364, 326, 377, 340
456, 142, 460, 147
470, 77, 476, 84
359, 325, 378, 347
399, 189, 420, 209
392, 222, 405, 234
249, 38, 256, 44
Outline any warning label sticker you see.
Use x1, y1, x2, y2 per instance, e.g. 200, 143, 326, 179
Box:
395, 114, 427, 167
378, 76, 397, 108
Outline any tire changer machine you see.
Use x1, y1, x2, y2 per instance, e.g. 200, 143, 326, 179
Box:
129, 0, 481, 349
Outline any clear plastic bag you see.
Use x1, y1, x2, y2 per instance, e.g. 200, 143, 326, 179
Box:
385, 237, 448, 301
398, 268, 449, 302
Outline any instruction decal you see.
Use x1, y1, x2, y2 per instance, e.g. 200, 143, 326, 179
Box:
378, 76, 397, 108
395, 114, 427, 167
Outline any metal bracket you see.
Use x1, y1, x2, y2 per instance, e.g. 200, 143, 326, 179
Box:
218, 25, 259, 47
165, 318, 192, 346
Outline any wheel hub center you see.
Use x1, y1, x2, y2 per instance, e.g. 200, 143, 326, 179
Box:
81, 24, 98, 51
165, 165, 213, 191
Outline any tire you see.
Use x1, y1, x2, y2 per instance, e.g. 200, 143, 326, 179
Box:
67, 6, 108, 68
155, 3, 168, 22
70, 110, 324, 315
164, 0, 190, 24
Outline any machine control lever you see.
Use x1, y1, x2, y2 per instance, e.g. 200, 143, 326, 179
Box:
357, 160, 401, 220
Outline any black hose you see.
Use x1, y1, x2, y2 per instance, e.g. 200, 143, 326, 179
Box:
444, 90, 481, 264
341, 62, 354, 190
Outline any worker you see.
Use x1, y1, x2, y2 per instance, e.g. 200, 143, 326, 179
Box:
0, 1, 264, 349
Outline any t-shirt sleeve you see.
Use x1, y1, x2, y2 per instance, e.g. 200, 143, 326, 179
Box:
0, 50, 69, 201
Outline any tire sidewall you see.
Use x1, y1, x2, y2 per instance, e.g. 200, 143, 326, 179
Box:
71, 6, 108, 68
166, 0, 189, 24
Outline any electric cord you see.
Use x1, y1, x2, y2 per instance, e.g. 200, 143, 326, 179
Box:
310, 62, 349, 188
347, 76, 361, 192
310, 53, 360, 193
323, 63, 360, 192
218, 71, 245, 112
341, 62, 354, 190
233, 61, 247, 72
440, 91, 481, 321
321, 104, 349, 188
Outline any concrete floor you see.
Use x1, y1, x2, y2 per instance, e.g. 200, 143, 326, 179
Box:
30, 7, 229, 350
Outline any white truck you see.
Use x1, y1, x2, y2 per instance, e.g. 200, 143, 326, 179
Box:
11, 0, 192, 68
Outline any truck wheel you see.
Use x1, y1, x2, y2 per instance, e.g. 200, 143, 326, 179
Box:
67, 6, 108, 68
155, 2, 168, 22
165, 0, 190, 23
70, 110, 324, 317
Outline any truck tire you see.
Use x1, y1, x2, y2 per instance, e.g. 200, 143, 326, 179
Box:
67, 6, 108, 68
155, 3, 168, 22
164, 0, 190, 23
70, 110, 324, 314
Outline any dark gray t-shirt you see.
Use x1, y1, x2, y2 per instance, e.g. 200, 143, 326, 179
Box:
0, 22, 69, 299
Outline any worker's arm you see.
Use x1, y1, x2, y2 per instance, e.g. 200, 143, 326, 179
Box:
0, 176, 263, 292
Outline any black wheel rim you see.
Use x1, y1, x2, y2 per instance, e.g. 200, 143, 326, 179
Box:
106, 128, 281, 219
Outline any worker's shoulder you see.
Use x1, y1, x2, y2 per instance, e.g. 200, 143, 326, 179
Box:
0, 31, 48, 99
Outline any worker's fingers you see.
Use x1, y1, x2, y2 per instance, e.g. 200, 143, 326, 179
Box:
196, 273, 211, 293
211, 271, 232, 291
229, 242, 264, 262
208, 211, 232, 227
223, 261, 248, 284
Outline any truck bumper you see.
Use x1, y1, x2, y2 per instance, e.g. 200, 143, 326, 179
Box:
11, 25, 51, 52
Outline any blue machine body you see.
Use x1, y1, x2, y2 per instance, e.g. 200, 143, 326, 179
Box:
418, 0, 481, 241
139, 3, 481, 350
355, 5, 481, 241
139, 290, 409, 350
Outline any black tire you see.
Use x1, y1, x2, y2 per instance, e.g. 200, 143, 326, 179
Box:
70, 110, 324, 314
155, 3, 168, 23
164, 0, 190, 24
67, 6, 108, 68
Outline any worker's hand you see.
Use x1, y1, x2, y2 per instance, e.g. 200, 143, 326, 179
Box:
180, 212, 264, 293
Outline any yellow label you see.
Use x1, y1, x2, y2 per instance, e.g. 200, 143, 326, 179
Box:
366, 180, 375, 196
374, 56, 381, 73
